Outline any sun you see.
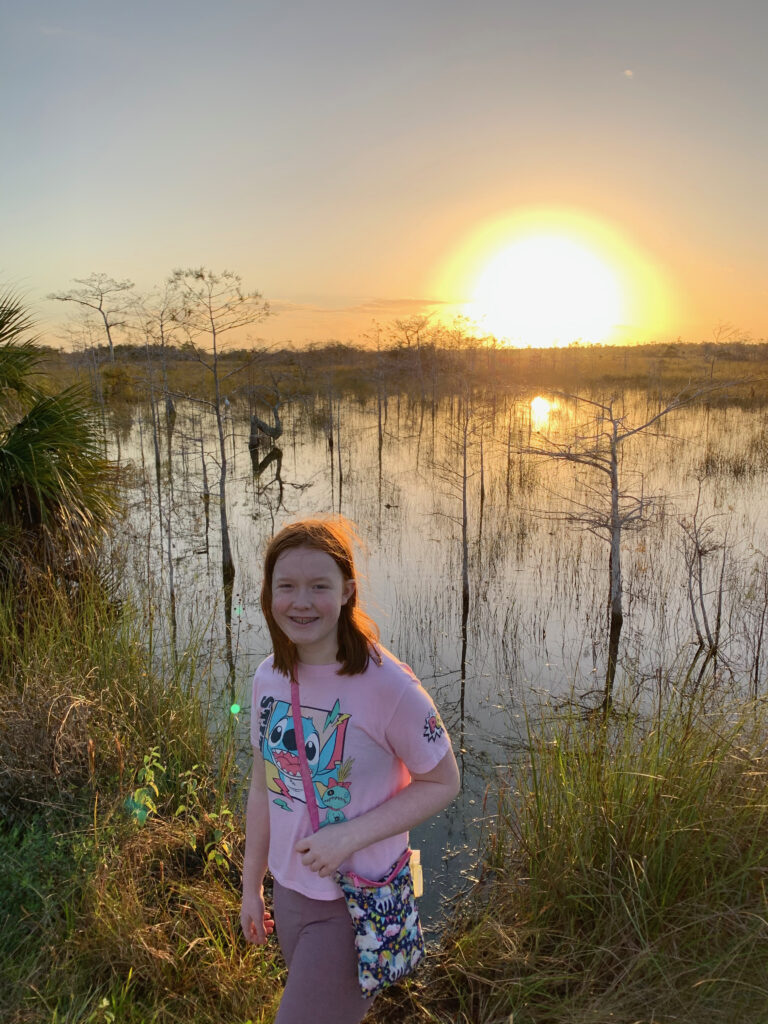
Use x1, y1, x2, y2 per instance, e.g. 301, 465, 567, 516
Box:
466, 234, 623, 346
435, 208, 675, 347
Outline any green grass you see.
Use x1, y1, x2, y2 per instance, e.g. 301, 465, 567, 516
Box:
385, 690, 768, 1024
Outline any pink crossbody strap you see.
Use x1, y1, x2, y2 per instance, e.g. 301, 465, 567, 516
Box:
343, 847, 413, 888
290, 672, 321, 833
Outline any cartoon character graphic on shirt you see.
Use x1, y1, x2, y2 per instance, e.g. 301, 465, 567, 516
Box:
260, 696, 352, 818
319, 758, 354, 825
423, 706, 445, 743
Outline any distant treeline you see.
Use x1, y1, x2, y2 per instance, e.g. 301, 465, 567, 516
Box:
40, 338, 768, 407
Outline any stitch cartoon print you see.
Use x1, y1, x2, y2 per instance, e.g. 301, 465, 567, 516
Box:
259, 695, 353, 819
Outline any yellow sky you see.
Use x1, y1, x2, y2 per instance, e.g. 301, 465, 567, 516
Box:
4, 2, 767, 348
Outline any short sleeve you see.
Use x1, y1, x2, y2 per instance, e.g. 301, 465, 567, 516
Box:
384, 678, 452, 775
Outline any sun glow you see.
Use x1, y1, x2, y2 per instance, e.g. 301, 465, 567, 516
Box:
467, 235, 622, 346
530, 395, 555, 431
437, 208, 675, 347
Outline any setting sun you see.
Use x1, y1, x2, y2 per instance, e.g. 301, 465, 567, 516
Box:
436, 208, 676, 348
466, 234, 623, 346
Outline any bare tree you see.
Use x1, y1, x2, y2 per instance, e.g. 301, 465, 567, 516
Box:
389, 314, 432, 352
431, 388, 478, 765
522, 388, 715, 713
49, 273, 135, 362
135, 281, 184, 425
168, 268, 269, 678
134, 284, 187, 666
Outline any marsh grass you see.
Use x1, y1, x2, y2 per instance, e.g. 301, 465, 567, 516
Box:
376, 688, 768, 1024
0, 574, 283, 1024
8, 332, 768, 1021
6, 584, 768, 1024
42, 339, 768, 413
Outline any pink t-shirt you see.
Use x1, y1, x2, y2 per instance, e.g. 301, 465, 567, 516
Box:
250, 647, 452, 900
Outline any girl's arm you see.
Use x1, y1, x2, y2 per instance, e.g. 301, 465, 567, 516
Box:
240, 750, 275, 944
295, 746, 461, 878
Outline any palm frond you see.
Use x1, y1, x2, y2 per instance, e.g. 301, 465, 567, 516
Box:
0, 287, 37, 347
0, 289, 119, 583
0, 289, 43, 415
0, 340, 42, 412
0, 385, 118, 567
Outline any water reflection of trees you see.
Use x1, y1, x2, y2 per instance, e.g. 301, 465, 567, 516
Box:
250, 444, 284, 509
111, 381, 768, 738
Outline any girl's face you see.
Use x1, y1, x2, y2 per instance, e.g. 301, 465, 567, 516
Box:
271, 545, 355, 665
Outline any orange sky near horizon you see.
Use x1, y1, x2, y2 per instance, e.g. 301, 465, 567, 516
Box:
3, 2, 767, 349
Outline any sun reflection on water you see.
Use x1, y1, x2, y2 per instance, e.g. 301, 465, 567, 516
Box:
530, 395, 555, 432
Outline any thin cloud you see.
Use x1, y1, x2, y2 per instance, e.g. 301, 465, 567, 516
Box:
351, 298, 451, 314
268, 297, 450, 316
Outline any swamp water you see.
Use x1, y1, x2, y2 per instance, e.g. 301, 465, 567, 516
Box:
111, 388, 768, 923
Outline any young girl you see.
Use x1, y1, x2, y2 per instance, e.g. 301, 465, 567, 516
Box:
241, 517, 460, 1024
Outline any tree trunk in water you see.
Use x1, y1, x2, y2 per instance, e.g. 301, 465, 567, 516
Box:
604, 427, 622, 714
460, 408, 470, 753
377, 383, 383, 539
199, 427, 210, 561
215, 407, 234, 577
327, 386, 335, 510
211, 337, 235, 676
223, 558, 235, 680
605, 599, 623, 714
478, 429, 485, 550
336, 401, 343, 514
150, 393, 177, 665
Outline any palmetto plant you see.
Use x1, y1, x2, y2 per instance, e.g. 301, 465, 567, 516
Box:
0, 288, 117, 582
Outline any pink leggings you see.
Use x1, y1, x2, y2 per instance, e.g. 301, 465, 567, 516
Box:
272, 880, 374, 1024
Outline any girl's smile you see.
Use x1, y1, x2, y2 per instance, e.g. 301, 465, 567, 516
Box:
271, 546, 355, 664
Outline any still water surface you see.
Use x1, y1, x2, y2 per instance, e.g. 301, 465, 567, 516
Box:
111, 389, 768, 921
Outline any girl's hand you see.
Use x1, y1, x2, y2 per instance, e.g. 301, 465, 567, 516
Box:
241, 889, 275, 944
295, 825, 355, 877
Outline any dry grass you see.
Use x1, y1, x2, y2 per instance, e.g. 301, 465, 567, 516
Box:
40, 339, 768, 412
0, 575, 283, 1024
61, 817, 284, 1024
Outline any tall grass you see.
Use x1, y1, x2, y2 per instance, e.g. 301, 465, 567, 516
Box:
0, 574, 283, 1024
380, 688, 768, 1024
6, 578, 768, 1023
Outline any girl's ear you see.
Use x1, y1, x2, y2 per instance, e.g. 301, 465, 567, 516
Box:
341, 579, 356, 605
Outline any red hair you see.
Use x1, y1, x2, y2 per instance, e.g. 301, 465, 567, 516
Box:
260, 517, 380, 676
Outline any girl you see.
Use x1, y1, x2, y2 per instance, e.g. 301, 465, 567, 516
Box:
241, 517, 460, 1024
